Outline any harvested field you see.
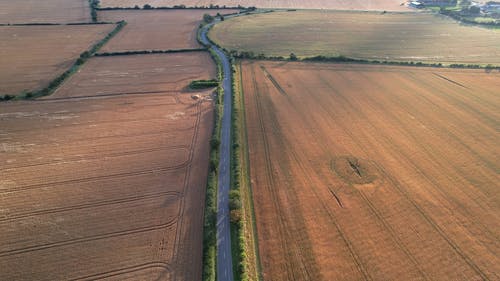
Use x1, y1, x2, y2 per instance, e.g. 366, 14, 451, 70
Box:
241, 60, 500, 281
211, 10, 500, 65
0, 54, 216, 280
100, 0, 409, 11
98, 9, 237, 52
0, 0, 91, 24
50, 52, 215, 98
0, 24, 115, 96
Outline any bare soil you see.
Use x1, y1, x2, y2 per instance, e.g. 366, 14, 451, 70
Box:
100, 0, 409, 11
0, 0, 91, 24
242, 60, 500, 281
0, 25, 115, 96
98, 9, 237, 52
0, 54, 215, 280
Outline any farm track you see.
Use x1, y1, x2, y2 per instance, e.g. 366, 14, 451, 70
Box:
69, 262, 172, 281
0, 191, 181, 222
0, 145, 188, 171
251, 66, 310, 280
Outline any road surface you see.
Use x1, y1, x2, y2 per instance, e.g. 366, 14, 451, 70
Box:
200, 22, 234, 281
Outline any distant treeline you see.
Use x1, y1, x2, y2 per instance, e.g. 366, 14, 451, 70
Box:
0, 22, 116, 26
95, 48, 207, 56
97, 5, 255, 11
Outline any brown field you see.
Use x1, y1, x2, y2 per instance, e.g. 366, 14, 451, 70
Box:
100, 0, 409, 11
50, 52, 215, 98
98, 9, 237, 52
211, 10, 500, 65
0, 24, 114, 96
0, 0, 91, 24
0, 53, 215, 280
241, 61, 500, 281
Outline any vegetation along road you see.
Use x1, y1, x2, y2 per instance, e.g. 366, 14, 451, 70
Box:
200, 21, 234, 281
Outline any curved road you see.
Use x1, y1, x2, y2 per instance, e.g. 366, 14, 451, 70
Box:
200, 22, 234, 281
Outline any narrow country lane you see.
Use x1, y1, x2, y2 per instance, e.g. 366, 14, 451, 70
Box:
200, 22, 234, 281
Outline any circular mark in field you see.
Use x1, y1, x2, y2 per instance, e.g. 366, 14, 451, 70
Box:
331, 156, 380, 185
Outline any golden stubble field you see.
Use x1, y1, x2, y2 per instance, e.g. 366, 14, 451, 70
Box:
0, 52, 216, 280
98, 9, 238, 52
0, 24, 114, 96
211, 10, 500, 65
100, 0, 409, 11
0, 0, 91, 24
241, 61, 500, 281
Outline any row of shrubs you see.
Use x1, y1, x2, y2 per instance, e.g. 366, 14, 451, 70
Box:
89, 0, 100, 22
1, 21, 126, 101
97, 5, 255, 11
0, 22, 113, 26
190, 79, 219, 89
227, 50, 500, 70
229, 57, 252, 281
201, 45, 224, 281
439, 9, 500, 27
95, 48, 206, 56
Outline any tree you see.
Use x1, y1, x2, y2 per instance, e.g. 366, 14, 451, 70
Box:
469, 5, 480, 14
203, 13, 214, 23
143, 4, 152, 9
289, 53, 298, 61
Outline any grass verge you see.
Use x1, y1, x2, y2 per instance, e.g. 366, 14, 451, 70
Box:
230, 59, 262, 281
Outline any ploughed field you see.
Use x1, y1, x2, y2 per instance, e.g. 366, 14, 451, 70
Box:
0, 52, 215, 280
0, 24, 114, 96
241, 61, 500, 281
211, 10, 500, 65
0, 0, 91, 24
98, 9, 237, 52
100, 0, 409, 11
49, 52, 215, 98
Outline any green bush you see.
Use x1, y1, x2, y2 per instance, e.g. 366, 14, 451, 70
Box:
190, 79, 219, 89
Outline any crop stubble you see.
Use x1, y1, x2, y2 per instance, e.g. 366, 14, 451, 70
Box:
0, 52, 216, 280
0, 25, 115, 96
242, 61, 499, 281
98, 9, 238, 52
49, 53, 216, 98
210, 11, 500, 65
0, 0, 91, 24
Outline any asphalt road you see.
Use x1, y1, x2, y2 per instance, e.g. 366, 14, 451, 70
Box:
200, 23, 235, 281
